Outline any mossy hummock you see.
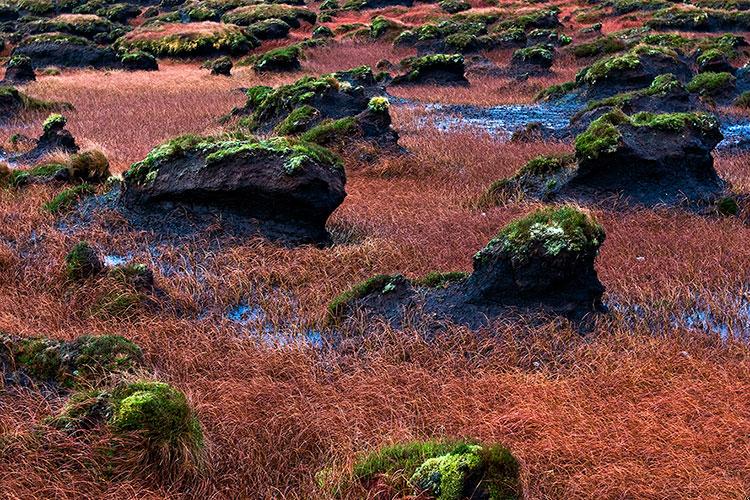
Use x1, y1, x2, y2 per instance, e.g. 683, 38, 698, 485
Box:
335, 439, 521, 499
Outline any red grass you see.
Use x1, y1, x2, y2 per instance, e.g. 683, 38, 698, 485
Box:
2, 7, 750, 498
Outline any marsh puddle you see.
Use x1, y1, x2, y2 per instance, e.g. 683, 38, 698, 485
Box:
398, 98, 750, 149
224, 302, 324, 347
611, 294, 750, 341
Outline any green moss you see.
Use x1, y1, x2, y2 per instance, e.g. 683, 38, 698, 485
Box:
127, 134, 342, 184
222, 4, 316, 26
513, 44, 554, 63
348, 440, 520, 499
439, 0, 471, 13
19, 32, 90, 46
5, 163, 63, 188
65, 241, 101, 281
572, 36, 628, 58
370, 16, 402, 38
251, 44, 301, 71
580, 52, 641, 85
574, 112, 624, 161
274, 105, 319, 135
71, 335, 143, 379
413, 271, 468, 288
116, 23, 254, 58
327, 274, 402, 322
411, 444, 482, 499
577, 73, 684, 114
476, 206, 604, 263
629, 111, 720, 132
121, 50, 156, 66
685, 71, 735, 96
518, 154, 575, 176
299, 116, 357, 145
534, 80, 576, 101
399, 53, 464, 82
42, 113, 66, 133
110, 381, 203, 449
44, 183, 94, 214
13, 338, 62, 381
497, 7, 559, 30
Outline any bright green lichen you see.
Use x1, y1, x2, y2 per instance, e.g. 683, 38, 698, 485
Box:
251, 44, 302, 71
574, 112, 624, 161
513, 44, 554, 63
685, 71, 735, 96
110, 381, 204, 449
42, 113, 66, 133
346, 440, 520, 499
274, 105, 319, 135
629, 111, 719, 131
476, 206, 604, 263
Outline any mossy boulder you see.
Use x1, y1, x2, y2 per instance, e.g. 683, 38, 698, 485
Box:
392, 54, 468, 85
121, 134, 346, 243
65, 241, 103, 280
234, 66, 386, 135
576, 46, 693, 98
337, 440, 520, 499
686, 71, 736, 99
12, 33, 120, 69
51, 380, 204, 480
327, 206, 607, 326
251, 44, 301, 72
121, 50, 158, 71
529, 110, 730, 208
3, 55, 35, 83
21, 14, 121, 41
247, 18, 291, 40
221, 4, 315, 28
208, 55, 232, 75
1, 333, 143, 387
115, 22, 257, 58
511, 43, 554, 70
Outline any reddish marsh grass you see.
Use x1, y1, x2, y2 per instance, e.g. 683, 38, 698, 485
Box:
2, 30, 750, 500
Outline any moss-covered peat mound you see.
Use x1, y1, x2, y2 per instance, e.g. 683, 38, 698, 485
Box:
119, 134, 347, 244
488, 111, 730, 210
327, 206, 606, 328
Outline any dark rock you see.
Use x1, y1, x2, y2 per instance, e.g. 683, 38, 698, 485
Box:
3, 55, 35, 83
121, 50, 158, 71
578, 49, 693, 99
697, 51, 735, 74
13, 34, 120, 69
120, 135, 347, 244
392, 54, 468, 86
209, 56, 232, 76
13, 113, 79, 164
66, 241, 104, 280
499, 111, 728, 210
247, 18, 291, 40
328, 206, 607, 328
